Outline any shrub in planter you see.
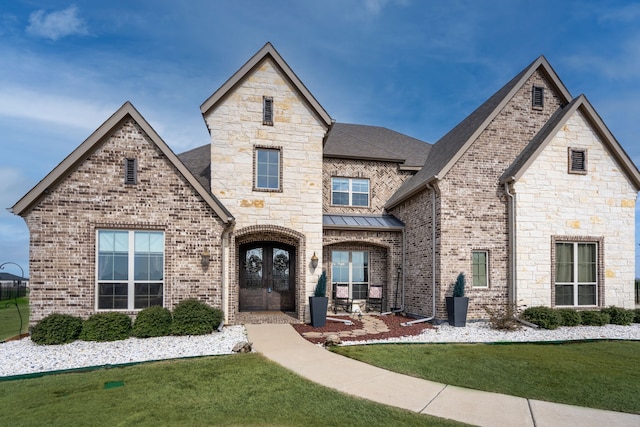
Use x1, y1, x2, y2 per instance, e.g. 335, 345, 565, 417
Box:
171, 299, 223, 336
521, 306, 562, 330
556, 309, 582, 327
580, 310, 610, 326
30, 313, 83, 345
80, 312, 132, 342
601, 306, 635, 326
132, 306, 172, 338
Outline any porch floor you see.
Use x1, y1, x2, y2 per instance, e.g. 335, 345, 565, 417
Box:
235, 311, 301, 325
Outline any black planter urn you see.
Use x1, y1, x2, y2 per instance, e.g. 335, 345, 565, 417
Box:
445, 296, 469, 327
309, 296, 328, 328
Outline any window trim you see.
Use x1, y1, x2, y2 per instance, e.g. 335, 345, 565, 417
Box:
568, 147, 588, 175
263, 96, 273, 126
471, 250, 489, 288
331, 250, 370, 300
331, 177, 370, 207
96, 229, 165, 311
551, 237, 603, 308
253, 146, 282, 192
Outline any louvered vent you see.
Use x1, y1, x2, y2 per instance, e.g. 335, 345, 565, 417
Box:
569, 149, 587, 174
263, 96, 273, 126
125, 158, 137, 184
532, 86, 544, 108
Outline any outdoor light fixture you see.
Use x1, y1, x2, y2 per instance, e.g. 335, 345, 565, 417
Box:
310, 252, 318, 269
201, 249, 211, 267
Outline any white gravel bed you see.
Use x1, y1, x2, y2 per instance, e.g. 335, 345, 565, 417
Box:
0, 325, 247, 378
343, 321, 640, 345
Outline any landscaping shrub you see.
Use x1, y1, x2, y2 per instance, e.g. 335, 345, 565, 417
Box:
521, 306, 562, 330
30, 313, 83, 345
132, 306, 172, 338
634, 309, 640, 324
170, 299, 224, 336
601, 306, 635, 326
556, 309, 582, 327
580, 310, 610, 326
80, 312, 132, 342
483, 304, 521, 331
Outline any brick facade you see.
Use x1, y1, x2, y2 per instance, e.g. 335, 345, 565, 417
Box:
23, 119, 226, 324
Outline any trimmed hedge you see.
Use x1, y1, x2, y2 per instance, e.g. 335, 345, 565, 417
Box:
80, 312, 132, 342
132, 306, 173, 338
171, 299, 224, 336
30, 313, 83, 345
580, 310, 610, 326
634, 309, 640, 324
601, 306, 635, 326
521, 306, 563, 330
556, 309, 581, 327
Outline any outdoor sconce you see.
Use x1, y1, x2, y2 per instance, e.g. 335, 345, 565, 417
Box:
201, 249, 211, 267
310, 252, 318, 269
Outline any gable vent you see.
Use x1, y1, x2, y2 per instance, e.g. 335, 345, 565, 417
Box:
125, 158, 137, 184
569, 148, 587, 174
532, 86, 544, 108
263, 96, 273, 126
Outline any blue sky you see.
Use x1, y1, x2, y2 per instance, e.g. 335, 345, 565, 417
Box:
1, 0, 639, 278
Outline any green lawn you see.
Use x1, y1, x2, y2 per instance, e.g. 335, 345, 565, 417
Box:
0, 297, 29, 341
332, 340, 640, 414
0, 353, 466, 427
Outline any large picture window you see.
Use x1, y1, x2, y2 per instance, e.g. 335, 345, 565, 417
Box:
555, 242, 597, 306
255, 147, 281, 191
331, 177, 369, 207
97, 230, 164, 310
331, 250, 369, 299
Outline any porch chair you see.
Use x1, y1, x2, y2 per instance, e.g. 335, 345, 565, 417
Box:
366, 284, 384, 313
332, 283, 352, 313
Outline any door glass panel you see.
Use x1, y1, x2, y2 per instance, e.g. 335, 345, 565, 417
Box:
272, 248, 290, 292
243, 248, 263, 289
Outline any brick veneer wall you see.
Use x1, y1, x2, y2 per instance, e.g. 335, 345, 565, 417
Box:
22, 119, 225, 324
323, 158, 414, 214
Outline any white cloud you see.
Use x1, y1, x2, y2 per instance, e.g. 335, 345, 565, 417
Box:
26, 5, 88, 41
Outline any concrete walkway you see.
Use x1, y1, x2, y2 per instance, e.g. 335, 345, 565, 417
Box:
245, 323, 640, 427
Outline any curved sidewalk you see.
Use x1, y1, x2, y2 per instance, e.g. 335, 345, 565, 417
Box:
245, 323, 640, 427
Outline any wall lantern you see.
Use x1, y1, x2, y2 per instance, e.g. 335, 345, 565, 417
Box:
310, 252, 319, 269
201, 249, 211, 267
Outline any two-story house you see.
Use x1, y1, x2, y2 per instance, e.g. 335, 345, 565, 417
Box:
12, 43, 639, 326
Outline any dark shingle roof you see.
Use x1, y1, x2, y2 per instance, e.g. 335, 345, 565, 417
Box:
324, 123, 431, 169
177, 144, 211, 192
386, 56, 572, 208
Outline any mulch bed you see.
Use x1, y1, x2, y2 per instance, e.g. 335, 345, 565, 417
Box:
292, 314, 435, 344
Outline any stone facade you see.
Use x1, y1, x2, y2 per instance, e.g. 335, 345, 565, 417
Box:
514, 110, 638, 308
23, 119, 226, 324
203, 58, 328, 321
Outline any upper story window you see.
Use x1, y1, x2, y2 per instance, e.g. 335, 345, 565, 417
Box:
568, 148, 587, 174
263, 96, 273, 126
331, 177, 369, 207
124, 158, 137, 184
532, 86, 544, 109
97, 230, 164, 310
255, 147, 281, 191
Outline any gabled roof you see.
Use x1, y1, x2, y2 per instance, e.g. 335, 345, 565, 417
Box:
11, 102, 234, 223
386, 56, 573, 209
501, 94, 640, 189
200, 42, 332, 128
323, 123, 431, 170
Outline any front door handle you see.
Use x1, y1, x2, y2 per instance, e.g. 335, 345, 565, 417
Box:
268, 287, 272, 293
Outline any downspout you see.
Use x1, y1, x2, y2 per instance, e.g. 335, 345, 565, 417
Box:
402, 181, 437, 326
504, 180, 516, 305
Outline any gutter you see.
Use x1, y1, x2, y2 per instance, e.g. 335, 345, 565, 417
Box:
402, 181, 438, 326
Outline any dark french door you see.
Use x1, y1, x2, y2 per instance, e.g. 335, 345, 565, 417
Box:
239, 242, 295, 311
